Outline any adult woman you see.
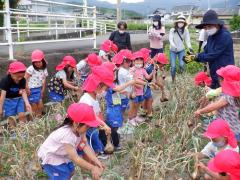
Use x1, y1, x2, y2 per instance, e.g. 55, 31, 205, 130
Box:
109, 21, 132, 51
148, 14, 165, 58
169, 15, 193, 82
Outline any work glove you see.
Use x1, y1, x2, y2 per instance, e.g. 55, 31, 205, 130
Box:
183, 54, 197, 64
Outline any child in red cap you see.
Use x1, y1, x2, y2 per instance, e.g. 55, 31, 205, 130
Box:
153, 53, 169, 102
198, 150, 240, 180
99, 40, 118, 62
128, 51, 154, 126
74, 53, 102, 87
25, 49, 48, 117
195, 65, 240, 142
113, 49, 133, 113
38, 103, 104, 180
48, 56, 80, 103
0, 61, 32, 124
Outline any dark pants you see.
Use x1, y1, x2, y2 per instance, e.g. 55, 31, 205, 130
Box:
150, 48, 163, 58
210, 78, 220, 89
99, 127, 120, 147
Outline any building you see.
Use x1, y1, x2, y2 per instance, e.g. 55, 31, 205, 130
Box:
18, 0, 50, 13
171, 5, 199, 18
192, 8, 239, 26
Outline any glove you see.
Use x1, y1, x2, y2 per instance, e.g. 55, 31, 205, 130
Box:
183, 54, 197, 64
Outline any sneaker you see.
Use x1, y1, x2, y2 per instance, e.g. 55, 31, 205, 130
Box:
97, 152, 109, 160
129, 118, 138, 127
118, 122, 135, 135
135, 116, 145, 123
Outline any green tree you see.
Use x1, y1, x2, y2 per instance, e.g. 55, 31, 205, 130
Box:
0, 0, 20, 26
229, 15, 240, 31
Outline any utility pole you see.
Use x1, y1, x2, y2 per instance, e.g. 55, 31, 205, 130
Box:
207, 0, 211, 10
83, 0, 87, 17
116, 0, 121, 22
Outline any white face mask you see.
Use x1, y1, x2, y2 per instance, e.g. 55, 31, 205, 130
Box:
178, 22, 184, 28
135, 64, 143, 68
206, 27, 218, 36
119, 30, 125, 34
153, 21, 159, 26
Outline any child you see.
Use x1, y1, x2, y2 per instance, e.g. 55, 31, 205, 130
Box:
197, 119, 239, 160
99, 40, 118, 62
194, 65, 240, 141
79, 65, 114, 158
75, 53, 102, 87
102, 66, 139, 150
198, 150, 240, 180
113, 49, 133, 112
48, 56, 79, 103
0, 61, 32, 124
25, 49, 48, 117
37, 103, 104, 180
153, 53, 169, 102
128, 51, 154, 126
140, 48, 154, 118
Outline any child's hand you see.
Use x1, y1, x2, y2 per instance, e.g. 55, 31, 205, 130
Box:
26, 88, 31, 96
196, 162, 207, 172
104, 125, 111, 135
95, 161, 105, 170
0, 107, 3, 118
26, 103, 32, 114
194, 110, 202, 118
91, 166, 103, 180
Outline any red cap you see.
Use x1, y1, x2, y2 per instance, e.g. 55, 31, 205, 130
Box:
112, 49, 133, 65
83, 65, 114, 92
132, 51, 145, 62
203, 119, 238, 148
67, 103, 100, 127
100, 40, 118, 53
154, 53, 169, 65
140, 48, 151, 62
120, 49, 132, 60
56, 56, 76, 71
8, 61, 26, 73
103, 62, 116, 72
208, 150, 240, 180
86, 53, 102, 67
31, 49, 46, 63
194, 71, 212, 87
217, 65, 240, 97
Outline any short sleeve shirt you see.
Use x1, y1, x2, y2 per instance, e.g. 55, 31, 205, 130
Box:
118, 67, 132, 98
201, 142, 239, 158
0, 75, 26, 98
216, 94, 240, 135
130, 67, 148, 96
79, 93, 101, 116
55, 70, 67, 80
37, 125, 82, 165
26, 65, 48, 89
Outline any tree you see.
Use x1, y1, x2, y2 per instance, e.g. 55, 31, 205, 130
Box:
229, 15, 240, 31
0, 0, 20, 26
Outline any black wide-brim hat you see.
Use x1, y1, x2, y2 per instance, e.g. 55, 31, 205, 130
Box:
195, 10, 224, 29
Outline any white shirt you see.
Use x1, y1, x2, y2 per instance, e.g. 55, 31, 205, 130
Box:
201, 142, 239, 158
38, 125, 82, 165
26, 65, 48, 89
198, 29, 208, 48
118, 67, 132, 99
79, 93, 101, 116
55, 70, 67, 80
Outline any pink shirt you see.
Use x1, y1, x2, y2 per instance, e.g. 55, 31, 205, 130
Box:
130, 67, 148, 96
148, 26, 165, 49
38, 125, 82, 165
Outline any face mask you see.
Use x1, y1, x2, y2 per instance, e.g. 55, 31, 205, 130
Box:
135, 64, 143, 68
178, 23, 184, 28
206, 28, 218, 36
212, 141, 226, 148
119, 30, 125, 34
153, 21, 159, 26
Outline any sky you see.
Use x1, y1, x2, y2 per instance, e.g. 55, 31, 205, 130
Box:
98, 0, 144, 4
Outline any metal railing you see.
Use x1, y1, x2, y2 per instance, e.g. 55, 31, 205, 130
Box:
0, 0, 98, 60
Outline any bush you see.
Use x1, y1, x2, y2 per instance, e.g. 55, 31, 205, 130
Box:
127, 23, 148, 31
229, 15, 240, 31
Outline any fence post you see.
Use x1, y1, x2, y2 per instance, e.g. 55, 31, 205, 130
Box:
48, 16, 51, 35
17, 21, 20, 42
64, 18, 66, 34
55, 22, 58, 39
27, 14, 30, 37
5, 0, 14, 60
104, 23, 107, 34
74, 18, 77, 32
93, 7, 97, 49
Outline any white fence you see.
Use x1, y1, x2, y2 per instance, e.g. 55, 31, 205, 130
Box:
0, 0, 106, 60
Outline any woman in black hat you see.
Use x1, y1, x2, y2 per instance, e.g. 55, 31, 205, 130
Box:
148, 14, 165, 58
109, 21, 132, 52
186, 10, 235, 89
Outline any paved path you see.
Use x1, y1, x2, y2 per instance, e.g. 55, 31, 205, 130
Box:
0, 33, 150, 58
